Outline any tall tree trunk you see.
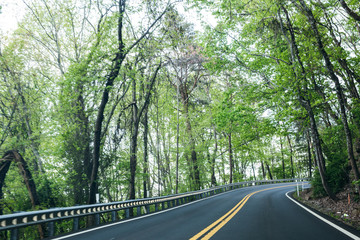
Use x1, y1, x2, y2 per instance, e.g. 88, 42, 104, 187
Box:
261, 161, 266, 179
251, 161, 257, 180
156, 96, 162, 195
89, 0, 126, 205
129, 63, 161, 201
279, 5, 337, 200
181, 87, 200, 190
339, 0, 360, 22
265, 162, 273, 180
175, 78, 180, 193
143, 107, 149, 198
297, 0, 360, 190
228, 133, 234, 184
129, 76, 139, 201
0, 151, 45, 238
211, 127, 218, 186
279, 135, 286, 179
306, 129, 313, 178
286, 135, 295, 178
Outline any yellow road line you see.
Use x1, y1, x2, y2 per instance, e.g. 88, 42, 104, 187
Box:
190, 184, 298, 240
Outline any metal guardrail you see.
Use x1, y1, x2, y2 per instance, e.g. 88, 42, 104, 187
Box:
0, 178, 309, 239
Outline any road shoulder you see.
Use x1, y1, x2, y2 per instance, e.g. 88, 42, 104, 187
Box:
286, 191, 360, 240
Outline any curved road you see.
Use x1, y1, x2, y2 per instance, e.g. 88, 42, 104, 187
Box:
54, 183, 360, 240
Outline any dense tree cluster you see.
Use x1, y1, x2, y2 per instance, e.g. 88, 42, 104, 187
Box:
0, 0, 360, 233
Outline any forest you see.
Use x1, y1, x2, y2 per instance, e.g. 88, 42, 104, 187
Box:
0, 0, 360, 217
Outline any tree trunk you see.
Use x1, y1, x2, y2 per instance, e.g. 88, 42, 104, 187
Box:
89, 0, 126, 205
211, 127, 218, 186
143, 107, 149, 198
251, 161, 257, 180
261, 161, 266, 179
228, 133, 234, 184
129, 62, 161, 201
0, 151, 45, 238
279, 135, 286, 179
265, 162, 273, 180
181, 86, 200, 190
306, 129, 313, 178
286, 135, 295, 178
297, 0, 360, 190
339, 0, 360, 22
175, 79, 180, 193
279, 4, 337, 200
129, 75, 139, 201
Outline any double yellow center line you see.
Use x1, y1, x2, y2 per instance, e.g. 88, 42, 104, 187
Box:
189, 184, 297, 240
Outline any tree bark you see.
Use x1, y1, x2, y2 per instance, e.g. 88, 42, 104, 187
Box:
265, 162, 273, 180
228, 133, 234, 184
211, 127, 218, 186
261, 161, 266, 179
143, 107, 149, 198
286, 135, 295, 178
0, 151, 44, 238
89, 0, 126, 205
339, 0, 360, 22
180, 85, 200, 190
306, 129, 313, 178
129, 63, 161, 201
279, 135, 286, 179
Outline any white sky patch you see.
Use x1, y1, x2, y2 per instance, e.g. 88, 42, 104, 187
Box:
0, 0, 26, 34
0, 1, 217, 34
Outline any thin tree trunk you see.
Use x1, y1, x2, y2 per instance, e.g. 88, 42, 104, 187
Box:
279, 135, 286, 179
286, 135, 295, 178
129, 76, 139, 201
211, 127, 218, 186
175, 79, 180, 194
306, 129, 313, 178
181, 88, 200, 190
143, 107, 149, 198
339, 0, 360, 22
251, 161, 257, 180
261, 161, 266, 179
89, 0, 126, 205
265, 162, 273, 180
0, 151, 45, 238
228, 133, 234, 184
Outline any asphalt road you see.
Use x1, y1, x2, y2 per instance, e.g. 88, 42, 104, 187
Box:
54, 183, 360, 240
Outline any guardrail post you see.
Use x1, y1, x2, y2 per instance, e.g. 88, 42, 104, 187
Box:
47, 221, 54, 237
137, 206, 141, 216
10, 228, 18, 240
162, 202, 165, 210
126, 208, 130, 218
146, 205, 150, 214
155, 203, 158, 212
73, 217, 79, 231
111, 211, 116, 222
95, 213, 100, 225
